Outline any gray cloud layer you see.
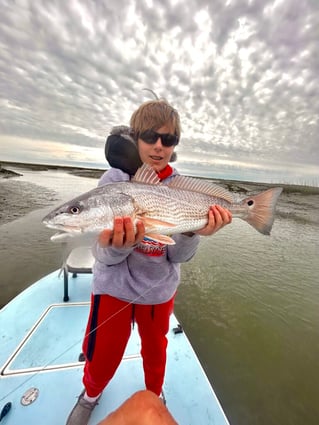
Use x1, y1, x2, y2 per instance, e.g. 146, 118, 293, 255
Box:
1, 0, 318, 183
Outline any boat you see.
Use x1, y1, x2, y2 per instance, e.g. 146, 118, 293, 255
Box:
0, 247, 230, 424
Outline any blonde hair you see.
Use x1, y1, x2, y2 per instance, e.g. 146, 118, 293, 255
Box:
130, 99, 181, 140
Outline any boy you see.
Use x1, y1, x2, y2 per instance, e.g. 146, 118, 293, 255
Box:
66, 99, 231, 425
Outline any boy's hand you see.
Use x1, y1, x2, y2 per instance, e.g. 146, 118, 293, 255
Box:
98, 217, 145, 248
196, 205, 232, 236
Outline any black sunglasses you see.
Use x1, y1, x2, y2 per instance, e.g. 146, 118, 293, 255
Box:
139, 130, 179, 147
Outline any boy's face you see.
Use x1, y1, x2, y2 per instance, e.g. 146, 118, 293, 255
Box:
137, 124, 176, 173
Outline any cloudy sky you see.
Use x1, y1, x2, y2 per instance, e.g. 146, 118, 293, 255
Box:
1, 0, 318, 185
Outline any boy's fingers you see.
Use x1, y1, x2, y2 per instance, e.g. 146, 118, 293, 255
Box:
98, 229, 112, 247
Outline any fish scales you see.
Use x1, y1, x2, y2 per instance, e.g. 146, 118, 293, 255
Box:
43, 164, 283, 245
123, 184, 211, 234
78, 182, 210, 234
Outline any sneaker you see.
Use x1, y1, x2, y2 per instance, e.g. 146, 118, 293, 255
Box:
66, 389, 101, 425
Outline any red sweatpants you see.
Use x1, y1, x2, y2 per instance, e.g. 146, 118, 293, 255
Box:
82, 294, 175, 397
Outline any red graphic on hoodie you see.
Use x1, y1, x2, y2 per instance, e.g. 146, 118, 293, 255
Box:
134, 238, 166, 257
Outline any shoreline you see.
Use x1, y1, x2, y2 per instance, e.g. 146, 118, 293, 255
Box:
0, 160, 105, 179
1, 160, 318, 194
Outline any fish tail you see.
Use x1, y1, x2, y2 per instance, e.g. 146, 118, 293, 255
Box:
241, 187, 283, 235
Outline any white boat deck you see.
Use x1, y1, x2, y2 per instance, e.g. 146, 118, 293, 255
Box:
0, 268, 229, 424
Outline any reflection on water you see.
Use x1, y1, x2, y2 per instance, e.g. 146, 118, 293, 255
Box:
1, 169, 319, 425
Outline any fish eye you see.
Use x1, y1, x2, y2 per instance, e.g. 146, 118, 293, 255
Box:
68, 205, 81, 215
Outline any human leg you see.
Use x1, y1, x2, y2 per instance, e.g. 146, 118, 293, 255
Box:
66, 294, 133, 425
135, 296, 175, 395
82, 294, 133, 396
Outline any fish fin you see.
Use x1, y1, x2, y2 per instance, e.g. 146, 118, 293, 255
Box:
242, 187, 283, 235
145, 233, 176, 245
138, 216, 176, 228
168, 175, 234, 203
132, 164, 161, 185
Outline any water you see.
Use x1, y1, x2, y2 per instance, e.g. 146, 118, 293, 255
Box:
177, 220, 319, 424
0, 168, 97, 303
1, 167, 319, 425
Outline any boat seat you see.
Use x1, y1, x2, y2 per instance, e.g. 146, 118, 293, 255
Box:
63, 246, 95, 301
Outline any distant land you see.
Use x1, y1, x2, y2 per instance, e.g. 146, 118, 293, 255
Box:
0, 160, 105, 179
1, 160, 318, 195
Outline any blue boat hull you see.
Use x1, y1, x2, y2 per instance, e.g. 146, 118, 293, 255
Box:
0, 270, 229, 424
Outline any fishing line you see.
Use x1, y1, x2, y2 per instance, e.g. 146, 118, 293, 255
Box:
0, 278, 163, 403
142, 88, 159, 100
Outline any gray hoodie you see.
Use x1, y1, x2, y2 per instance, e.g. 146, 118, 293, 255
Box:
92, 168, 200, 304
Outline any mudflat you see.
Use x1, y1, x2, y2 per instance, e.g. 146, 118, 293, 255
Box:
0, 161, 104, 225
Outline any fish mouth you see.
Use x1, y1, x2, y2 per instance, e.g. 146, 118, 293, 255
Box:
50, 232, 72, 242
50, 230, 98, 244
43, 221, 82, 232
50, 230, 83, 243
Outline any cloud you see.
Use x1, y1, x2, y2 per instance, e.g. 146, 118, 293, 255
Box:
0, 0, 318, 185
